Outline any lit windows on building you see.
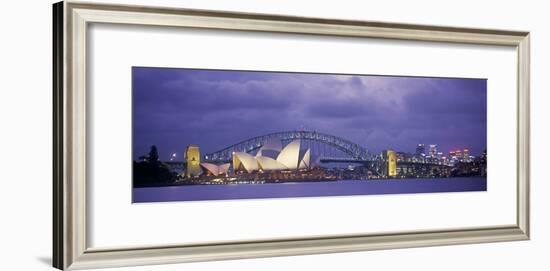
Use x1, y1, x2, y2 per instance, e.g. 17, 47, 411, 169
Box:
428, 144, 437, 157
463, 149, 470, 162
415, 144, 425, 156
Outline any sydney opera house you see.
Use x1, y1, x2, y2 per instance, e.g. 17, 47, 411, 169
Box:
198, 139, 312, 177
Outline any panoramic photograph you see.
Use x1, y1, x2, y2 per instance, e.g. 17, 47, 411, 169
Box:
132, 67, 487, 202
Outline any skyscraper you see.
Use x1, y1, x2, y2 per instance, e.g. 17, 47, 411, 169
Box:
462, 149, 472, 162
185, 144, 201, 178
428, 144, 438, 157
415, 144, 425, 156
455, 149, 463, 162
463, 148, 470, 161
448, 150, 456, 159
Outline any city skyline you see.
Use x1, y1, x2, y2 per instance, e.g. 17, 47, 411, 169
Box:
159, 139, 482, 163
133, 67, 487, 160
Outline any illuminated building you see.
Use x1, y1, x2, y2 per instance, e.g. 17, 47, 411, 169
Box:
428, 144, 437, 157
276, 140, 301, 169
298, 149, 311, 169
233, 152, 259, 172
185, 144, 201, 178
457, 150, 463, 162
436, 152, 444, 163
382, 149, 397, 177
463, 149, 470, 161
200, 163, 230, 176
255, 156, 287, 171
415, 144, 425, 156
448, 150, 456, 159
232, 140, 311, 173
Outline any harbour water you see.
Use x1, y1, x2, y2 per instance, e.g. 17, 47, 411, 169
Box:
133, 177, 487, 203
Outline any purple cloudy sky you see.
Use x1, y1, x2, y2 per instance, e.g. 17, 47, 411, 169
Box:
132, 67, 486, 160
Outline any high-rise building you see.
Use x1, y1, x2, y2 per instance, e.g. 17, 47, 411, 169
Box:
448, 150, 460, 165
448, 150, 456, 159
185, 144, 201, 178
415, 144, 425, 156
455, 150, 463, 162
428, 144, 438, 157
463, 149, 470, 161
382, 149, 397, 177
441, 156, 448, 165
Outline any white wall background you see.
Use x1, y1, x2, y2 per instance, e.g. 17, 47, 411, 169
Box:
0, 0, 547, 270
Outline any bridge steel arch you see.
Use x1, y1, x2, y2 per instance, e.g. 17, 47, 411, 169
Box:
204, 130, 370, 162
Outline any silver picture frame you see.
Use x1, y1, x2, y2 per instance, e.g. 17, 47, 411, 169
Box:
53, 1, 530, 270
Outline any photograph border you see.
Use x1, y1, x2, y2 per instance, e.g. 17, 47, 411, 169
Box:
53, 1, 530, 269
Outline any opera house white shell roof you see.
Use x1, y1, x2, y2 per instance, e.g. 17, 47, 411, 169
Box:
200, 163, 230, 176
233, 152, 259, 172
255, 156, 287, 171
298, 149, 311, 169
233, 139, 311, 173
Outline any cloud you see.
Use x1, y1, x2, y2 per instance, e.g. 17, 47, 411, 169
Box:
132, 67, 487, 158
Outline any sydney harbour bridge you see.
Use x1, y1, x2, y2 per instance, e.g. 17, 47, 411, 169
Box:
165, 130, 451, 177
204, 130, 372, 164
